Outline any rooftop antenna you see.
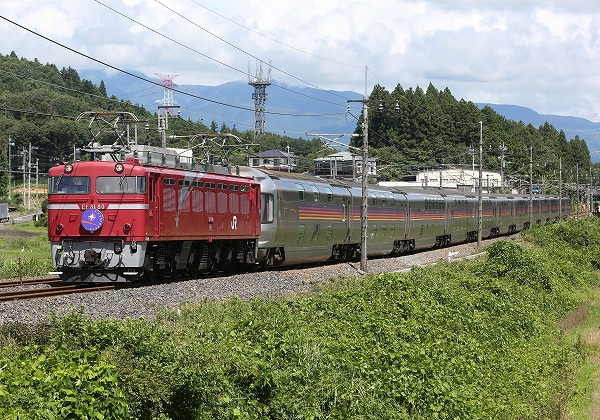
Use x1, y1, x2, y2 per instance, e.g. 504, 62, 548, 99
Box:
248, 60, 271, 139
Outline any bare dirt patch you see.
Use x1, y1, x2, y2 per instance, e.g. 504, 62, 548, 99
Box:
558, 302, 589, 332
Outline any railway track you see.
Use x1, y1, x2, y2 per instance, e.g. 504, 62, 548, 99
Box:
0, 277, 62, 288
0, 278, 116, 301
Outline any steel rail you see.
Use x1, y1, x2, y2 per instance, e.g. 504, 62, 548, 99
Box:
0, 284, 116, 301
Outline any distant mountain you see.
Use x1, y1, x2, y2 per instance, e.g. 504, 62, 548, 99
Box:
80, 70, 362, 141
81, 70, 600, 160
476, 103, 600, 157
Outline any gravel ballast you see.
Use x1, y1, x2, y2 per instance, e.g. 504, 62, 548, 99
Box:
0, 237, 512, 325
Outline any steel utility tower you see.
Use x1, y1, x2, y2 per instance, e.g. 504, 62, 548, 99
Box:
155, 73, 178, 112
248, 61, 271, 139
155, 73, 180, 147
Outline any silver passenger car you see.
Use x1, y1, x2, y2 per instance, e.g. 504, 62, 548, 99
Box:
239, 167, 567, 267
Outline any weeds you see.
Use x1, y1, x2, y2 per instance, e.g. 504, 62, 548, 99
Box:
1, 217, 600, 418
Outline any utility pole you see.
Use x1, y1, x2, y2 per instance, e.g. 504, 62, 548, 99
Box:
28, 142, 31, 210
589, 167, 592, 214
35, 158, 39, 208
576, 164, 579, 219
529, 146, 533, 227
477, 121, 483, 250
21, 148, 25, 207
559, 157, 562, 220
360, 68, 369, 273
313, 68, 403, 272
7, 137, 13, 203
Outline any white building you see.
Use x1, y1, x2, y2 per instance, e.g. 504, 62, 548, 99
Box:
380, 166, 503, 192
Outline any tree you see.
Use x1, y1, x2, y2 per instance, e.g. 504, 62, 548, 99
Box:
99, 80, 107, 97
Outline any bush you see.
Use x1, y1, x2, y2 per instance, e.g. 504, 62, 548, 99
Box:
0, 346, 129, 419
1, 219, 598, 418
34, 212, 48, 227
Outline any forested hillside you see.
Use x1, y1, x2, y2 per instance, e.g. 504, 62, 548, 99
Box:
0, 51, 594, 202
353, 84, 592, 184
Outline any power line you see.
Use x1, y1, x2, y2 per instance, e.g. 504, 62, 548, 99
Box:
186, 0, 363, 69
0, 14, 343, 119
152, 0, 351, 101
94, 0, 349, 107
0, 68, 137, 105
0, 105, 75, 119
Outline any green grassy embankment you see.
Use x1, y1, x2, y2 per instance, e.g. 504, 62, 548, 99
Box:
1, 217, 600, 419
0, 221, 53, 278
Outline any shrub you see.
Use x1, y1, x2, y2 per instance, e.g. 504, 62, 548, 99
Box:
0, 346, 129, 419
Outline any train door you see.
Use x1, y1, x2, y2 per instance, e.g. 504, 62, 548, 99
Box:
149, 173, 160, 236
444, 196, 451, 235
252, 184, 260, 236
344, 196, 352, 243
405, 199, 411, 238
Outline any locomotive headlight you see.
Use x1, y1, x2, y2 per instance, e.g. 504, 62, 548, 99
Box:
64, 163, 73, 173
114, 242, 123, 254
115, 163, 124, 173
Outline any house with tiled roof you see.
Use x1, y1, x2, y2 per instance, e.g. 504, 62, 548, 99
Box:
248, 149, 296, 172
313, 151, 377, 180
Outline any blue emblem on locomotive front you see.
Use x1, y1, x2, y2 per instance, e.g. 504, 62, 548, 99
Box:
81, 208, 104, 232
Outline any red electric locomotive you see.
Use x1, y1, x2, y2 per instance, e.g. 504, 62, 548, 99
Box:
48, 155, 261, 282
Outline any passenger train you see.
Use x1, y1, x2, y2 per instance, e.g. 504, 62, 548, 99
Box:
238, 167, 569, 267
47, 151, 570, 282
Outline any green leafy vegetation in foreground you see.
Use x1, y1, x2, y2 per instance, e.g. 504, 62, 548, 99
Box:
1, 217, 600, 419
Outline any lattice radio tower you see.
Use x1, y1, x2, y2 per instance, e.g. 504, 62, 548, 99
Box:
155, 73, 180, 147
248, 61, 271, 139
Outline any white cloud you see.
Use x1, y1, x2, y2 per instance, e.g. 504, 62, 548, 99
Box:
1, 0, 600, 118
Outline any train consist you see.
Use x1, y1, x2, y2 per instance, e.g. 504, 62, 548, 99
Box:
48, 151, 570, 282
238, 167, 569, 266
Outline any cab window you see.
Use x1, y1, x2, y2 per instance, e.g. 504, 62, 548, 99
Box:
48, 176, 91, 194
96, 176, 146, 194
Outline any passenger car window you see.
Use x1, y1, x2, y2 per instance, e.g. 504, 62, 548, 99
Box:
261, 194, 274, 223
